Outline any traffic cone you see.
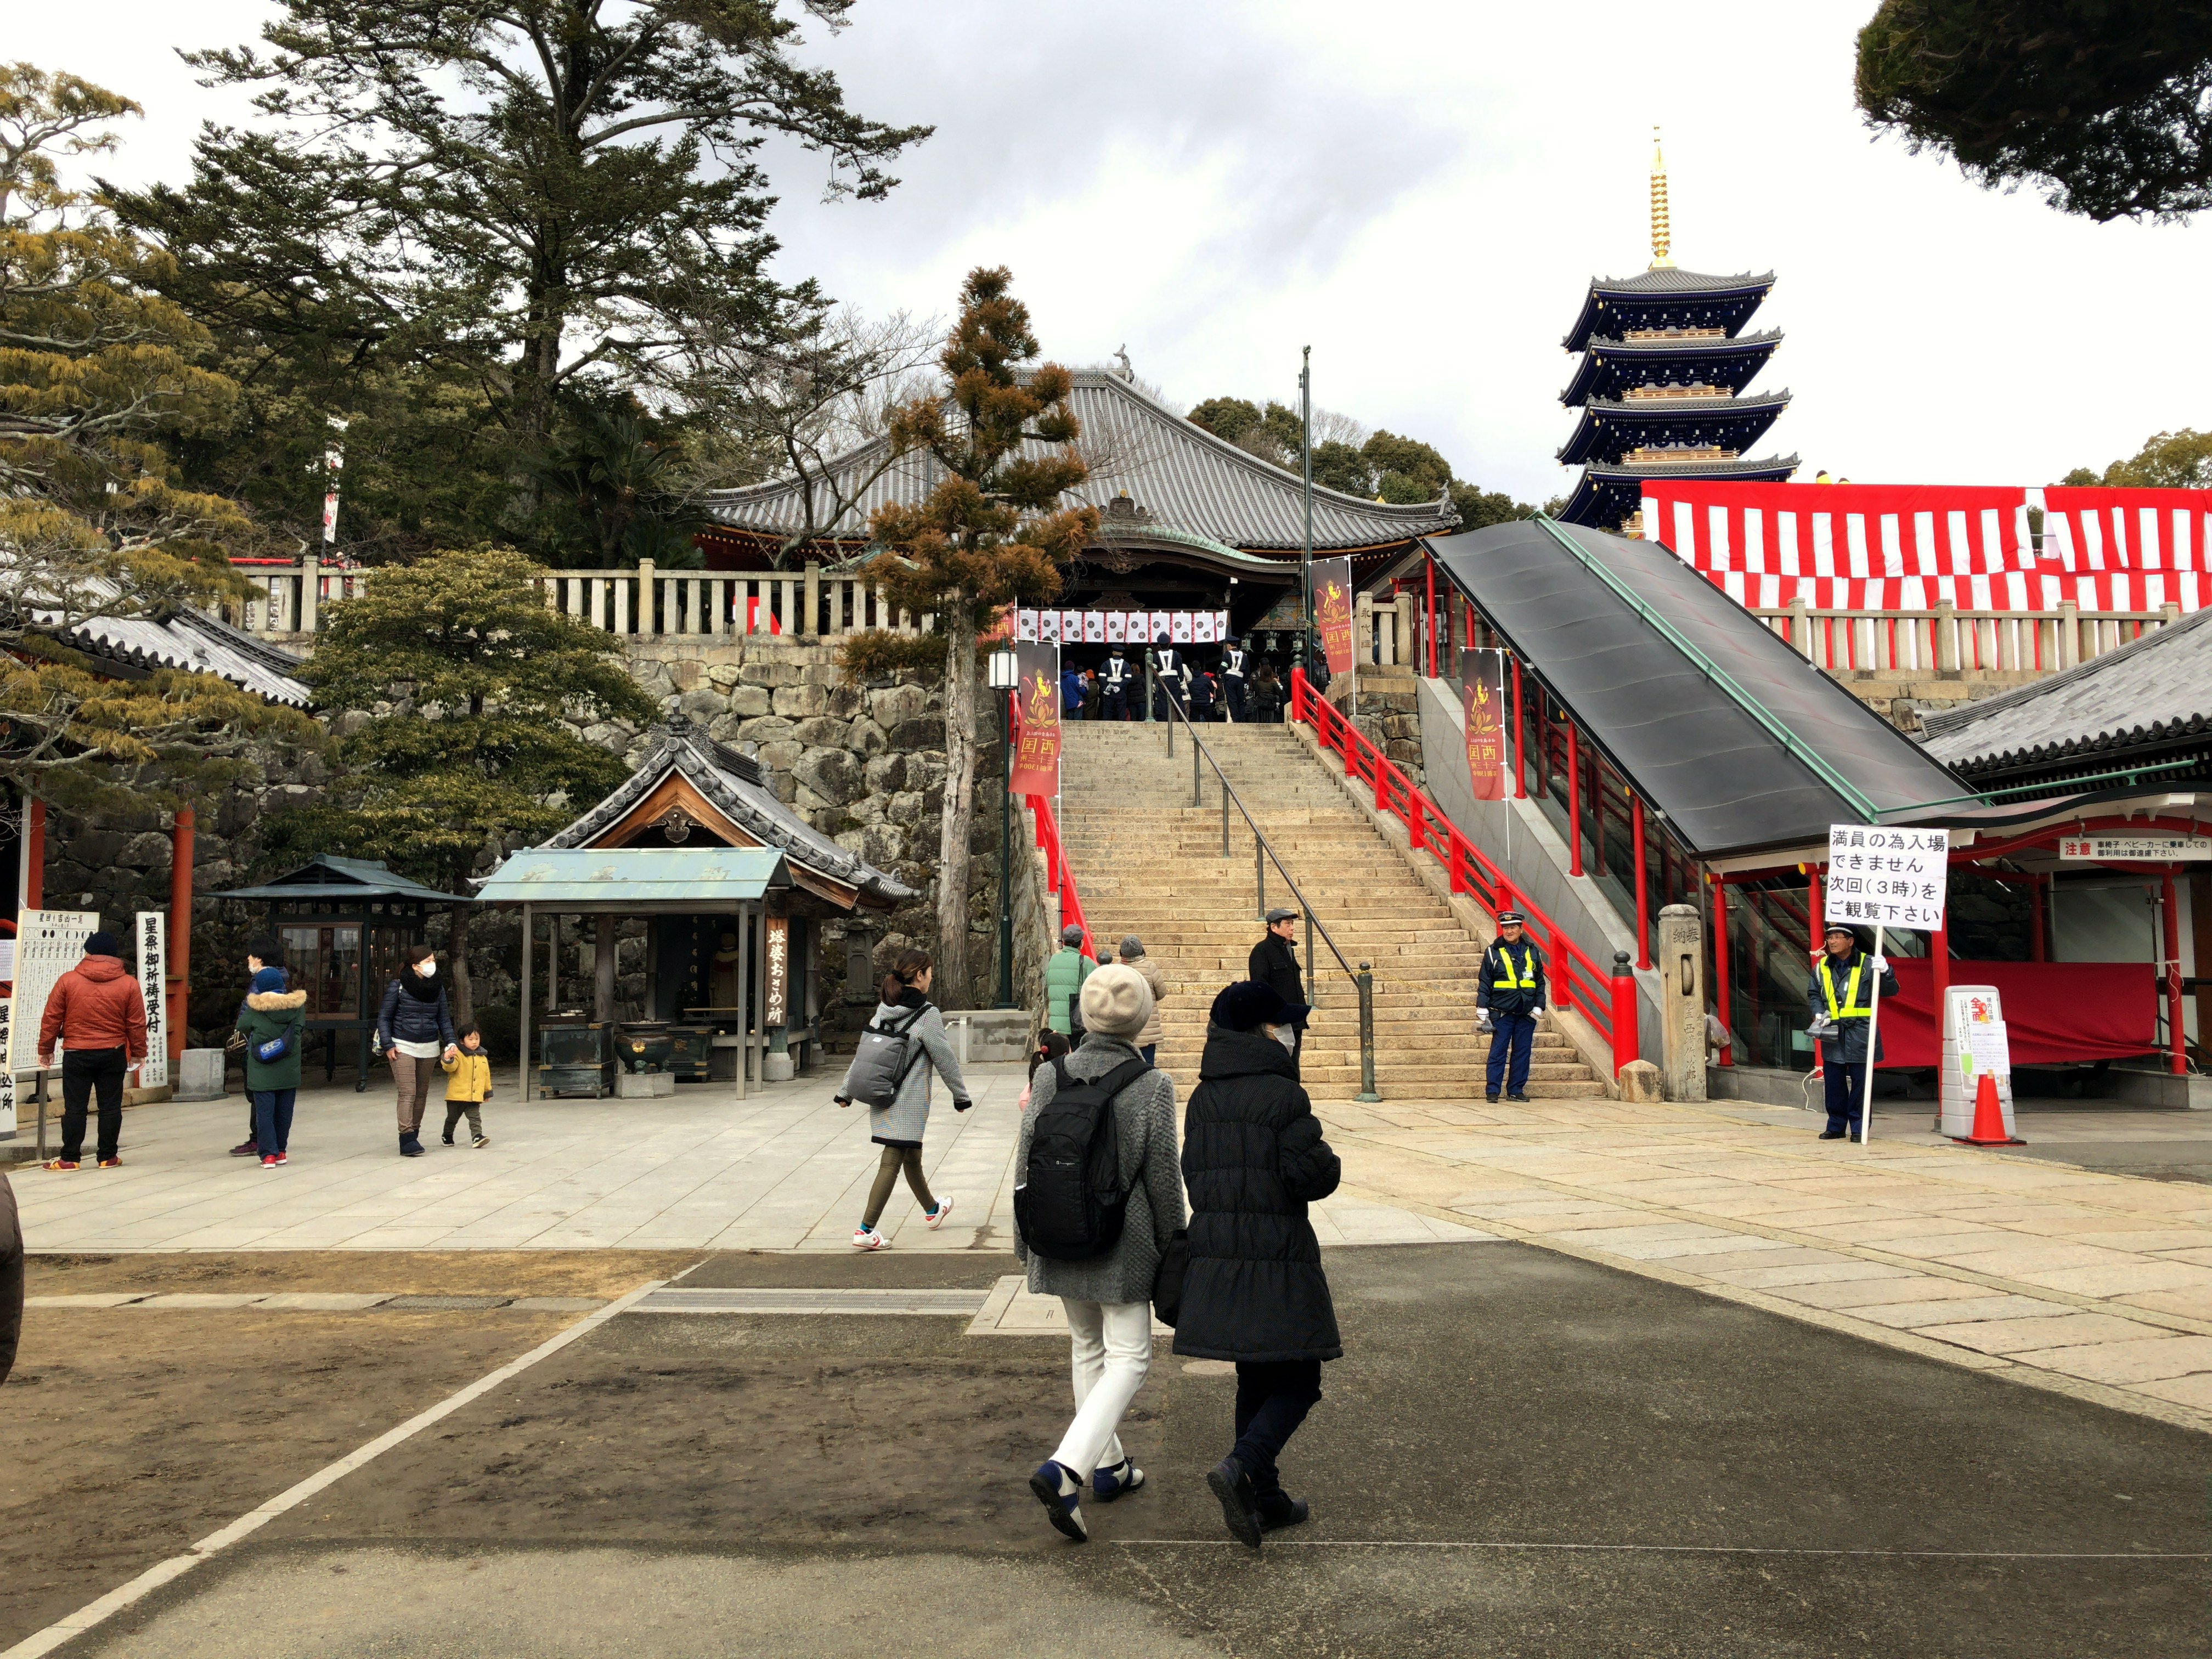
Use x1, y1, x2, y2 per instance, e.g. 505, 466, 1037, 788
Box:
1951, 1071, 2021, 1147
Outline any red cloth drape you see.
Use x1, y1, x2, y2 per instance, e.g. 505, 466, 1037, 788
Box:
1872, 959, 2157, 1068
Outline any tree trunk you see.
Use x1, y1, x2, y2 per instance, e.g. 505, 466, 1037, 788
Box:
935, 594, 978, 1007
447, 901, 475, 1025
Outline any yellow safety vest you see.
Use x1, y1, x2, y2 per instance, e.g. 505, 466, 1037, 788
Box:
1493, 944, 1539, 991
1819, 958, 1873, 1019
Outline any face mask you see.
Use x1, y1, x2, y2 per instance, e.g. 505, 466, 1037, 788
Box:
1271, 1025, 1296, 1054
418, 961, 437, 978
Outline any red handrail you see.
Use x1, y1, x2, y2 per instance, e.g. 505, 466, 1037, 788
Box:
1008, 692, 1092, 957
1292, 669, 1637, 1076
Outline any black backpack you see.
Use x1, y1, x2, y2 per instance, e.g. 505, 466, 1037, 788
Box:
843, 1003, 929, 1108
1015, 1056, 1150, 1261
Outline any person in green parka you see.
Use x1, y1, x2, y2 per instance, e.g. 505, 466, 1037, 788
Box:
238, 966, 308, 1167
1042, 925, 1096, 1036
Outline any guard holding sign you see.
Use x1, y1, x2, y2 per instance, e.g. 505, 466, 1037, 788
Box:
1807, 924, 1898, 1141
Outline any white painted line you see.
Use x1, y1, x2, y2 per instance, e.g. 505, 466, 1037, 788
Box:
1109, 1539, 2212, 1559
1, 1276, 672, 1659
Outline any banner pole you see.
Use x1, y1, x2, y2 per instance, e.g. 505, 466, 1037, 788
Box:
1858, 924, 1886, 1147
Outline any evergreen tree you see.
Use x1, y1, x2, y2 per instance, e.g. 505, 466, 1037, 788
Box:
111, 1, 929, 548
853, 268, 1097, 1005
0, 65, 315, 817
2061, 428, 2212, 489
269, 548, 656, 1019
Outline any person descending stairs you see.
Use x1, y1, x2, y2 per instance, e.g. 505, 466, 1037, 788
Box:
1057, 722, 1604, 1101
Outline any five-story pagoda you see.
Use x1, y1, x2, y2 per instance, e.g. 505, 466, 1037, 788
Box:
1557, 132, 1797, 532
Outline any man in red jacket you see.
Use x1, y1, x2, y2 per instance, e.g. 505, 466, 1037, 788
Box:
39, 930, 148, 1170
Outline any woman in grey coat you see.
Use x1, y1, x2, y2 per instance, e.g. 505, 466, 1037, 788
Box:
835, 947, 973, 1249
1017, 963, 1185, 1542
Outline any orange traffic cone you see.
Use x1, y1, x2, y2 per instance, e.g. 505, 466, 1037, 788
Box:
1951, 1071, 2022, 1147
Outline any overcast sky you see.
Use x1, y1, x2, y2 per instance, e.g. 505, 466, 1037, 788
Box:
27, 2, 2212, 504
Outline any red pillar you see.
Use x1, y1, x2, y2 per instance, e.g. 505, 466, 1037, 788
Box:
1632, 795, 1651, 969
2028, 874, 2046, 963
2164, 867, 2187, 1075
1424, 551, 1438, 678
168, 806, 194, 1067
1566, 723, 1583, 877
1510, 658, 1527, 799
1807, 864, 1823, 963
1928, 910, 1949, 1040
1712, 876, 1733, 1066
21, 797, 43, 910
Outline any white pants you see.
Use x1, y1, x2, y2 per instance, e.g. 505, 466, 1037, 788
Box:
1049, 1299, 1153, 1477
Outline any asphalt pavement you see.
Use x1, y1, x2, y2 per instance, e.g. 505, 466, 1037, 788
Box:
63, 1243, 2212, 1659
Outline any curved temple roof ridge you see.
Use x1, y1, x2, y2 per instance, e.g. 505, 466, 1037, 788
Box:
697, 369, 1458, 557
544, 714, 917, 907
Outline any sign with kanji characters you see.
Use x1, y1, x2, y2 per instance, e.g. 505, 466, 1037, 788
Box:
1010, 642, 1062, 797
134, 911, 168, 1088
1824, 826, 1949, 932
2058, 836, 2212, 862
1314, 557, 1355, 676
1463, 651, 1508, 803
763, 916, 789, 1028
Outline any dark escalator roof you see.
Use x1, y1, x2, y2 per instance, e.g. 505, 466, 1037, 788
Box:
1428, 518, 1966, 859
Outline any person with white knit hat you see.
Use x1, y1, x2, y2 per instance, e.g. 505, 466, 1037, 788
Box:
1017, 963, 1185, 1543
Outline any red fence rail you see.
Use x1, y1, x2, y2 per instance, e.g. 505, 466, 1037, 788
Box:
1008, 691, 1091, 956
1291, 670, 1638, 1076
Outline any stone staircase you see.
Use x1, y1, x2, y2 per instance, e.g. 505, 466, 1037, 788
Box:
1058, 721, 1602, 1102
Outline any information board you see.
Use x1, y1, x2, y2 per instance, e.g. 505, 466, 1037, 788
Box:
2058, 836, 2212, 862
1824, 826, 1950, 933
1940, 984, 2017, 1139
9, 910, 98, 1073
135, 911, 169, 1089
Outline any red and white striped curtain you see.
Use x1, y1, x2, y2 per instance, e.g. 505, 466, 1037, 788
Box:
1643, 482, 2210, 614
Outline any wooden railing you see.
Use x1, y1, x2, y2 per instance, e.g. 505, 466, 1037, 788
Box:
1748, 599, 2181, 677
230, 556, 933, 642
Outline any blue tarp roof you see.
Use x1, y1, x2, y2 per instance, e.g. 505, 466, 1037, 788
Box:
475, 847, 792, 910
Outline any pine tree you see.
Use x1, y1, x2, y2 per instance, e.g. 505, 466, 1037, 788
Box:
0, 65, 315, 817
856, 269, 1098, 1005
268, 548, 656, 1019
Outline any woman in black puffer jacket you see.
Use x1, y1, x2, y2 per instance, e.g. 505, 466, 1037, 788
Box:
1174, 980, 1341, 1549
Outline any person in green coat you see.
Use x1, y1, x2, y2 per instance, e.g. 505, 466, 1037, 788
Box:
238, 967, 308, 1167
1042, 925, 1096, 1036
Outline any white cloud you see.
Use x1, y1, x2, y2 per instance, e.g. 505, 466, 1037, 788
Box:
21, 0, 2212, 502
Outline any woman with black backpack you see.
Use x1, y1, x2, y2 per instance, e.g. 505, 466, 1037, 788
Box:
1015, 964, 1184, 1543
834, 947, 972, 1250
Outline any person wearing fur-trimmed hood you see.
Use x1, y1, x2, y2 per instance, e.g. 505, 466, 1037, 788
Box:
238, 967, 308, 1167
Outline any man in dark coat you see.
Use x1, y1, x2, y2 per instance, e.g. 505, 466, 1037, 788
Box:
1176, 980, 1340, 1549
1099, 646, 1135, 720
1221, 636, 1250, 721
1808, 923, 1899, 1142
1477, 911, 1547, 1103
1248, 909, 1308, 1072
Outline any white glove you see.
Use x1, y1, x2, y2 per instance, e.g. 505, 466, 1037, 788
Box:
1870, 955, 1890, 974
1532, 1006, 1545, 1019
1476, 1009, 1493, 1029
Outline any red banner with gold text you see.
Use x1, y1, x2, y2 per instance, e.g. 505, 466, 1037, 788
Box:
1314, 556, 1355, 677
1463, 650, 1506, 801
1009, 641, 1063, 796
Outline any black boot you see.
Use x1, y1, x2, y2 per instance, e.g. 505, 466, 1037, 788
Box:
1256, 1491, 1310, 1533
1207, 1457, 1263, 1550
399, 1131, 425, 1157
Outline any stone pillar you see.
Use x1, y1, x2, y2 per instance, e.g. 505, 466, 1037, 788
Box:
1657, 902, 1707, 1102
1787, 597, 1809, 658
301, 552, 320, 634
2058, 601, 2080, 668
805, 561, 821, 637
1934, 600, 1959, 675
637, 558, 656, 636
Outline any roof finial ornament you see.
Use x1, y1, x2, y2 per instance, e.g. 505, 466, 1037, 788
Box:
1112, 344, 1133, 380
1649, 125, 1674, 270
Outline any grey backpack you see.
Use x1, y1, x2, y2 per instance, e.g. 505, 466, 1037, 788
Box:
845, 1003, 929, 1108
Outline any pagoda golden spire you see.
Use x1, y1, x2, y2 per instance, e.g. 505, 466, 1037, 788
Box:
1648, 125, 1674, 269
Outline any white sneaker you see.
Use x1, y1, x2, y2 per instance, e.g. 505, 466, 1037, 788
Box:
925, 1196, 954, 1230
851, 1225, 889, 1250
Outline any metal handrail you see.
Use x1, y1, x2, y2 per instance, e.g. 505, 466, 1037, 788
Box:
1149, 666, 1380, 1101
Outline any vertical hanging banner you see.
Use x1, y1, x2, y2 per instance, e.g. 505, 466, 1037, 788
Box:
135, 911, 170, 1088
1104, 611, 1125, 644
1463, 650, 1508, 801
9, 909, 97, 1073
1314, 556, 1356, 676
1010, 641, 1063, 797
763, 916, 789, 1028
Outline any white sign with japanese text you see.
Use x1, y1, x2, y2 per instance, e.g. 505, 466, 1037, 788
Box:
2058, 836, 2212, 862
9, 909, 98, 1072
1824, 826, 1949, 933
135, 911, 168, 1088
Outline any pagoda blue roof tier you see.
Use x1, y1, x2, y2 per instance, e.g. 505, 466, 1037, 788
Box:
1561, 267, 1776, 353
1559, 453, 1799, 531
1559, 329, 1783, 407
1554, 389, 1791, 467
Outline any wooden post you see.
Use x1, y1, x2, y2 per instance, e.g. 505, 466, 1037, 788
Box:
519, 904, 533, 1103
594, 914, 616, 1023
2029, 873, 2047, 963
1929, 911, 1950, 1023
1425, 550, 1438, 678
1566, 723, 1583, 877
2164, 868, 2187, 1075
1807, 864, 1822, 962
22, 797, 43, 908
1632, 795, 1650, 969
1712, 876, 1731, 1066
168, 807, 194, 1070
1511, 658, 1526, 799
2192, 873, 2212, 1066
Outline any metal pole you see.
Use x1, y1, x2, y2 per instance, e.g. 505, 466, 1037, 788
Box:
1192, 720, 1201, 806
1858, 924, 1888, 1146
996, 690, 1015, 1008
1256, 837, 1265, 921
1144, 650, 1154, 726
1304, 910, 1316, 1011
1300, 346, 1314, 682
36, 1070, 47, 1164
1356, 964, 1379, 1102
1222, 768, 1231, 859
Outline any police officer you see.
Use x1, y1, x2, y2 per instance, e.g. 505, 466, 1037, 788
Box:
1150, 632, 1187, 721
1100, 645, 1133, 720
1222, 636, 1250, 722
1476, 911, 1546, 1103
1807, 923, 1898, 1142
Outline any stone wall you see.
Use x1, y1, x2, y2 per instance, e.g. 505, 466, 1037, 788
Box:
1325, 665, 1425, 789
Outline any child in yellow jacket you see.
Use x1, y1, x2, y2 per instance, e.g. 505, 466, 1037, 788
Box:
439, 1023, 493, 1148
